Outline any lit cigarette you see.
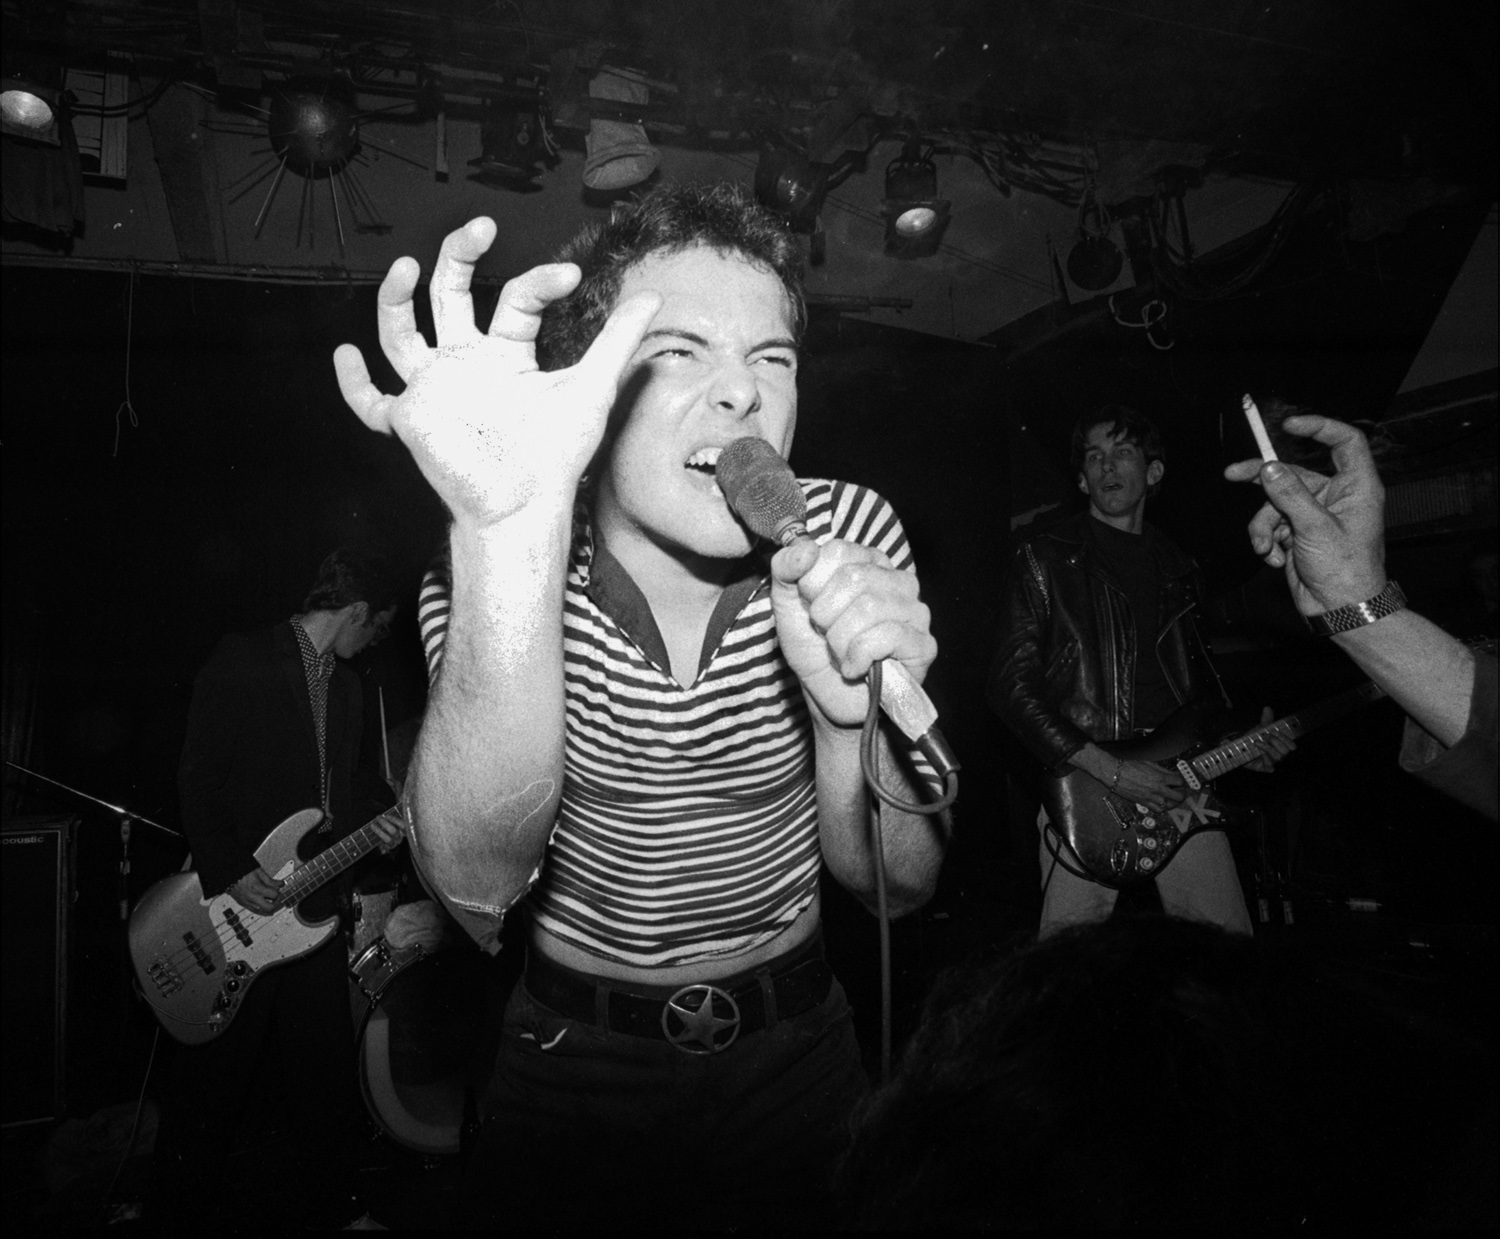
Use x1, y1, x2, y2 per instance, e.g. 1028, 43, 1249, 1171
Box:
1242, 394, 1278, 462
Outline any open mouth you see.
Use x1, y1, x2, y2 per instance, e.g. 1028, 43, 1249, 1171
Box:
684, 445, 724, 493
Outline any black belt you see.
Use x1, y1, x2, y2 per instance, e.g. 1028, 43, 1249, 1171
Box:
524, 933, 834, 1055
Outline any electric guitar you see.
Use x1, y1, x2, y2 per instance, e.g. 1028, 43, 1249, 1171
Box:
1043, 682, 1388, 887
130, 807, 393, 1045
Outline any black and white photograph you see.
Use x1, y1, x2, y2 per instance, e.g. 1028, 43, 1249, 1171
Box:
2, 1, 1495, 1230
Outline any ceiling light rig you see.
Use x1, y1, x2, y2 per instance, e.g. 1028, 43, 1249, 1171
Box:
583, 68, 659, 192
754, 143, 862, 265
206, 75, 433, 257
1064, 170, 1129, 293
1, 58, 64, 146
882, 141, 951, 259
469, 99, 556, 191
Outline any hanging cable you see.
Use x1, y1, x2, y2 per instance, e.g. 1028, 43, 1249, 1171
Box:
113, 265, 139, 457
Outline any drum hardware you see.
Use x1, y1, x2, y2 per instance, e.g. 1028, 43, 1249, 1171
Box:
348, 935, 495, 1158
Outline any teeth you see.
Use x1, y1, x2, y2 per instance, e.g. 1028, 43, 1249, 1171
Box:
685, 446, 723, 468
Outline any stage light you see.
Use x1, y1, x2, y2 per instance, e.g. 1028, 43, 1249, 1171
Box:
1066, 233, 1125, 291
754, 146, 829, 232
267, 78, 359, 172
583, 69, 658, 191
1, 78, 61, 146
881, 145, 950, 259
1064, 192, 1131, 295
469, 103, 546, 189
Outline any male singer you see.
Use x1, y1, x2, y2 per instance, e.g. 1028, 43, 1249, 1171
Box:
335, 184, 946, 1228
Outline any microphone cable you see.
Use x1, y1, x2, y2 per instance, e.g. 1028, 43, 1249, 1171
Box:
859, 659, 957, 1085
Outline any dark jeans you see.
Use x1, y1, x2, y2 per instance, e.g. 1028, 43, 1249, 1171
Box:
460, 964, 870, 1231
147, 932, 362, 1230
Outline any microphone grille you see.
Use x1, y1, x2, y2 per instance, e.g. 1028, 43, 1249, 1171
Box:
716, 438, 808, 544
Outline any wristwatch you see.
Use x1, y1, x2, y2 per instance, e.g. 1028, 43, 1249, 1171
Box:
1304, 580, 1407, 636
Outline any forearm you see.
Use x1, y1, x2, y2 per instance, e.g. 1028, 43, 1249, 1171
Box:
1333, 610, 1475, 748
407, 503, 573, 922
1069, 742, 1118, 784
813, 716, 945, 918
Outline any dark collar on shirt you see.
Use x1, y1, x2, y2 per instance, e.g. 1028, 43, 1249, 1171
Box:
584, 532, 766, 680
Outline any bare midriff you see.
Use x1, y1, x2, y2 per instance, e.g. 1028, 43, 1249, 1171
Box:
531, 891, 823, 987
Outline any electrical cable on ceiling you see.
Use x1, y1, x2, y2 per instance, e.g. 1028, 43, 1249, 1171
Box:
1109, 293, 1174, 350
1147, 183, 1314, 301
69, 74, 174, 119
113, 264, 139, 458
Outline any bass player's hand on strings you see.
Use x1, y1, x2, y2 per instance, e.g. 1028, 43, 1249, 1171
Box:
228, 865, 282, 915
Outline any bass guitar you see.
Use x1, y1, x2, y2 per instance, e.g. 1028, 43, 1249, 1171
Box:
1043, 681, 1387, 887
130, 807, 393, 1045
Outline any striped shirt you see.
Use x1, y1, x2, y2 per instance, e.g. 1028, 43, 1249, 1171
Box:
417, 479, 923, 968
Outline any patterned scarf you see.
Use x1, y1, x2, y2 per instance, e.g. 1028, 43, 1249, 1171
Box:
290, 618, 337, 832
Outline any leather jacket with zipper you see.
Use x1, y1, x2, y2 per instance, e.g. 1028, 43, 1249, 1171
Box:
989, 510, 1228, 775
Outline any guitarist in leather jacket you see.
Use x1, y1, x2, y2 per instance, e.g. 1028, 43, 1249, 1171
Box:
149, 548, 403, 1229
989, 407, 1291, 937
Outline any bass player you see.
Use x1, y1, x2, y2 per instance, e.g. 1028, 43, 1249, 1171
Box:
147, 548, 403, 1229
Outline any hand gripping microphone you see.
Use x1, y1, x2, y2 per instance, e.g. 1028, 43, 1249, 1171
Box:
716, 437, 959, 782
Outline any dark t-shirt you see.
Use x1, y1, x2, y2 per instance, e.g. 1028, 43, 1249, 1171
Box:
1089, 518, 1178, 731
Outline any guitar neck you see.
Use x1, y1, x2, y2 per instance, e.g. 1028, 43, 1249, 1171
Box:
1190, 681, 1388, 782
277, 815, 384, 906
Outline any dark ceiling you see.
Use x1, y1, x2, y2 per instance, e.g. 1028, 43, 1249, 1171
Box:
5, 0, 1496, 195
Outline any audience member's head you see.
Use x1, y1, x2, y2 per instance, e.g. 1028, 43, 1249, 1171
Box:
840, 916, 1491, 1229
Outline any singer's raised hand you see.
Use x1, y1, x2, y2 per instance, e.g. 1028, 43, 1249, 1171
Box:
771, 538, 936, 729
334, 217, 660, 529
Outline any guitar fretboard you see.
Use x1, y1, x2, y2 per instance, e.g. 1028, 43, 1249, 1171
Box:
1191, 681, 1387, 781
276, 819, 383, 906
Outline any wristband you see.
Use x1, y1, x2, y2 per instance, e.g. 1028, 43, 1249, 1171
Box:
1305, 580, 1406, 636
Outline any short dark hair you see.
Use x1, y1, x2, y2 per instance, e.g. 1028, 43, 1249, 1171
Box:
301, 548, 397, 616
839, 917, 1478, 1229
1070, 404, 1166, 494
535, 181, 805, 373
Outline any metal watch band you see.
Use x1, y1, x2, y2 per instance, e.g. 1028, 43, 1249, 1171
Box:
1304, 580, 1407, 636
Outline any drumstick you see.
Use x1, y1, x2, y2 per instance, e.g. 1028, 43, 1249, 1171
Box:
1242, 393, 1278, 462
378, 685, 393, 786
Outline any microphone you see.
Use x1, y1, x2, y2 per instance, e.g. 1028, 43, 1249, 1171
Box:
716, 438, 958, 779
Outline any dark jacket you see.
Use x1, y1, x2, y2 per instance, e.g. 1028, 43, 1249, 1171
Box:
178, 621, 366, 897
988, 511, 1227, 774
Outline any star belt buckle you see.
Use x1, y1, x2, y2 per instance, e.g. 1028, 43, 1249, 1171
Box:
662, 983, 741, 1054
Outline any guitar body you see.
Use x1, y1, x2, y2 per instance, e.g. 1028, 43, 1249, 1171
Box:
1044, 703, 1257, 888
130, 809, 338, 1045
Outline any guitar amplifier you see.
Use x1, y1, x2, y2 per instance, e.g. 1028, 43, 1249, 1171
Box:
1, 816, 75, 1128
